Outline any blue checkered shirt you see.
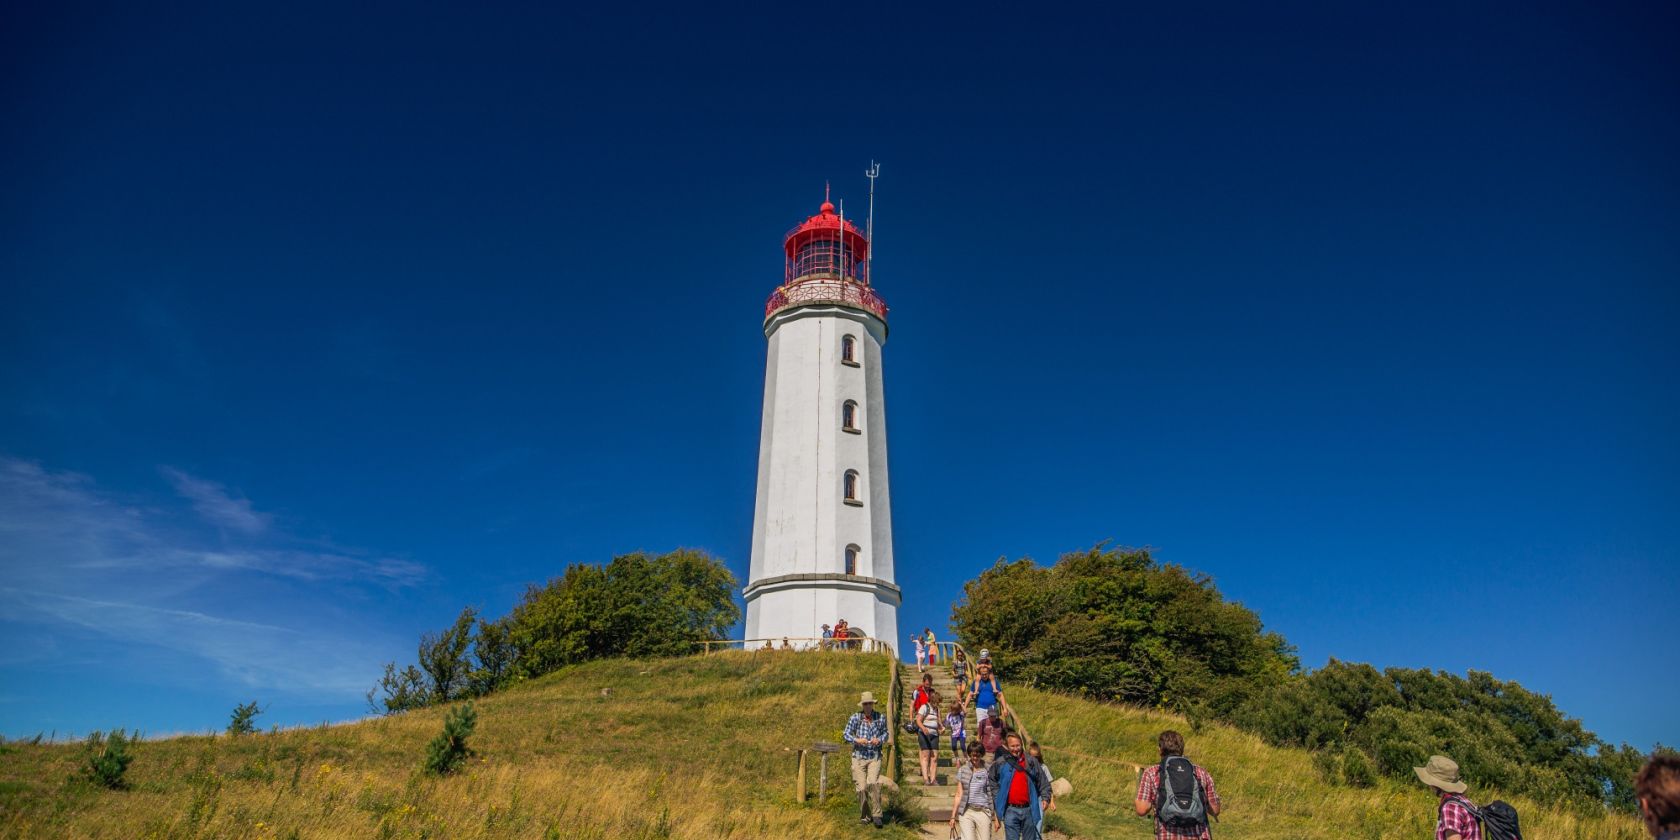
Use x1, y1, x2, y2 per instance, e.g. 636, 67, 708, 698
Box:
844, 711, 889, 760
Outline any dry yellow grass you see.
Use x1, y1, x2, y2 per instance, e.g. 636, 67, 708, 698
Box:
0, 651, 906, 839
0, 653, 1645, 839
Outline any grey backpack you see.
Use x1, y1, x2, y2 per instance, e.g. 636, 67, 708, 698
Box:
1155, 756, 1208, 830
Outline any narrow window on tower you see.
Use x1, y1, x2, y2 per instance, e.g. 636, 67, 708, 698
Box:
845, 544, 860, 576
842, 400, 860, 433
841, 334, 859, 366
843, 470, 861, 505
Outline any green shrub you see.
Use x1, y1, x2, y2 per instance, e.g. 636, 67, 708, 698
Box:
227, 701, 262, 736
424, 702, 477, 775
1342, 747, 1377, 788
83, 729, 134, 789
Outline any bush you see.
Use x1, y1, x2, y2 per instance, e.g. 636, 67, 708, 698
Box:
950, 545, 1297, 711
373, 549, 739, 711
83, 729, 134, 789
1342, 747, 1377, 788
227, 701, 262, 736
952, 545, 1656, 814
424, 702, 477, 775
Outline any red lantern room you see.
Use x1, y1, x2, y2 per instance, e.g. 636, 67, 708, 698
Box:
765, 193, 888, 324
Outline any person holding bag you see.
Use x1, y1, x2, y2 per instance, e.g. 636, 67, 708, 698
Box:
948, 742, 995, 840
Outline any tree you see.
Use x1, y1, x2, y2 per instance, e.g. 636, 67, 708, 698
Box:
83, 729, 134, 789
419, 607, 476, 703
950, 544, 1296, 711
423, 702, 477, 775
468, 615, 516, 697
367, 661, 432, 715
227, 701, 263, 736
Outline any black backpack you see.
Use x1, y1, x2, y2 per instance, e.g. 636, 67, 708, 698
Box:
1440, 795, 1522, 840
1155, 756, 1208, 830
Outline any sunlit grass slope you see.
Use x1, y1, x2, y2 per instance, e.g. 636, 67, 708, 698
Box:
2, 654, 1645, 840
1018, 684, 1645, 840
0, 651, 903, 840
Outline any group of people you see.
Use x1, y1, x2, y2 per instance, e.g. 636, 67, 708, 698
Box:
845, 647, 1058, 839
819, 620, 865, 651
844, 644, 1680, 840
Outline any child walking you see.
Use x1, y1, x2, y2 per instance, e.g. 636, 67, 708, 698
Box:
945, 701, 967, 763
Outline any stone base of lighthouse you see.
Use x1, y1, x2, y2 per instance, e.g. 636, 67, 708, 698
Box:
743, 573, 900, 651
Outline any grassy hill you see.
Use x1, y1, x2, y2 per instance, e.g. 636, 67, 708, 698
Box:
1021, 682, 1644, 840
0, 651, 1646, 839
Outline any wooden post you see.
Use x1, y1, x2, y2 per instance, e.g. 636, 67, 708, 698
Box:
796, 749, 807, 803
812, 741, 841, 804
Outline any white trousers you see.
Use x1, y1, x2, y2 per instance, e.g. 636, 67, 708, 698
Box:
958, 809, 993, 840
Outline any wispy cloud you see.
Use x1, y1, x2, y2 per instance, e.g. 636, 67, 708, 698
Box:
0, 456, 426, 697
160, 466, 272, 534
0, 588, 378, 696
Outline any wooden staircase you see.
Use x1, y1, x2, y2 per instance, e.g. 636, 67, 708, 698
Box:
898, 655, 969, 826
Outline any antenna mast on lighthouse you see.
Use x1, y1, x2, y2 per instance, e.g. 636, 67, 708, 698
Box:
864, 161, 879, 283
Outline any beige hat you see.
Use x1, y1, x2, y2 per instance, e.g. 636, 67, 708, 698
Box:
858, 691, 877, 707
1413, 755, 1467, 793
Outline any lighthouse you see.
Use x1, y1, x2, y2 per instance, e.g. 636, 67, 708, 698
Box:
743, 189, 901, 650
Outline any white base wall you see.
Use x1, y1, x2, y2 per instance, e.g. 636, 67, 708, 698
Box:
744, 583, 900, 654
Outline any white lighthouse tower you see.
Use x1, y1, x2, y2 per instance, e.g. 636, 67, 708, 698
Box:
743, 188, 900, 650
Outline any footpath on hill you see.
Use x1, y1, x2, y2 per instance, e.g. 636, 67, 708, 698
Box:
894, 652, 1078, 840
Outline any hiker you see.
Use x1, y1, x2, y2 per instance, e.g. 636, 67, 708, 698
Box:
989, 733, 1047, 840
1134, 730, 1221, 840
834, 620, 850, 651
971, 662, 1005, 729
761, 639, 774, 650
1415, 755, 1481, 840
1029, 741, 1056, 837
844, 691, 890, 829
1637, 754, 1680, 839
977, 705, 1007, 764
917, 689, 943, 785
780, 637, 792, 650
949, 741, 995, 840
946, 700, 968, 762
952, 647, 969, 679
821, 624, 833, 650
913, 672, 935, 715
914, 633, 927, 672
925, 627, 938, 667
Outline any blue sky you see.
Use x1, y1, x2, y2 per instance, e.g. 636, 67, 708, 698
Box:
2, 3, 1675, 748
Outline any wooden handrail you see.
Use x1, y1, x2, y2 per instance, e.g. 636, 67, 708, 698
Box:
695, 637, 895, 655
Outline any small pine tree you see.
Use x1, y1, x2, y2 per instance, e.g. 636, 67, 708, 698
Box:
227, 701, 263, 736
84, 729, 134, 789
424, 702, 477, 775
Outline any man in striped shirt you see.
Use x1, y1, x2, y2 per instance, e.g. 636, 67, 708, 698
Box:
845, 691, 890, 828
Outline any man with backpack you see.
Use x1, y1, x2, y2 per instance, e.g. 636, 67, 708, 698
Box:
1133, 730, 1221, 840
1415, 755, 1522, 840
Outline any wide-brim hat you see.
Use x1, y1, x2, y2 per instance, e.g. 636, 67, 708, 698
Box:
858, 691, 877, 707
1414, 755, 1467, 793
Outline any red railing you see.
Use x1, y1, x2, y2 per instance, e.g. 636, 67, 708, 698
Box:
765, 277, 889, 322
